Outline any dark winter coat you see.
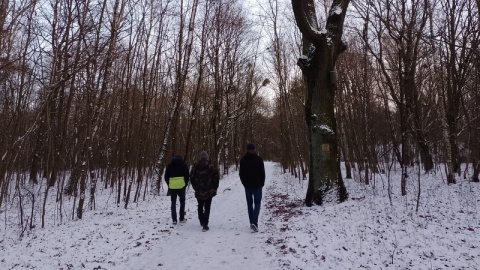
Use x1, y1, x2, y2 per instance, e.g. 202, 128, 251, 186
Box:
190, 159, 220, 200
239, 151, 265, 189
164, 156, 189, 189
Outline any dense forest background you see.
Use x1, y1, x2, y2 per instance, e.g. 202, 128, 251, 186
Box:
1, 0, 479, 225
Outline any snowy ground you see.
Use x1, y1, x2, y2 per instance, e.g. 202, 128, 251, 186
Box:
1, 162, 479, 269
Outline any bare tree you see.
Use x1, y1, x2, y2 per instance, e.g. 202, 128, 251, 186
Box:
336, 34, 384, 186
261, 0, 307, 179
291, 0, 349, 205
183, 0, 213, 165
0, 0, 38, 211
152, 0, 200, 195
435, 0, 478, 184
355, 0, 433, 195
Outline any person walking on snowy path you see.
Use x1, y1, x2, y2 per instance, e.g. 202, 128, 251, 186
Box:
164, 155, 190, 225
190, 151, 220, 232
239, 143, 265, 232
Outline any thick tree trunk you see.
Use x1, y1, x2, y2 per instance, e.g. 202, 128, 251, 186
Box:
304, 68, 337, 205
473, 161, 480, 182
292, 0, 350, 206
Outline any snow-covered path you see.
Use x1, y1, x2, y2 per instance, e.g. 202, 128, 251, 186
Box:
122, 162, 277, 269
3, 162, 281, 270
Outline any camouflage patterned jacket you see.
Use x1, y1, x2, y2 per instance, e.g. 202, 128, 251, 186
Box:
189, 159, 220, 200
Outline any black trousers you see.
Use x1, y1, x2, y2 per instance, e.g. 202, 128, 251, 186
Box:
170, 187, 186, 222
197, 197, 212, 226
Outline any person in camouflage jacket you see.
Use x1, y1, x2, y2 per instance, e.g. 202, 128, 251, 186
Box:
190, 151, 220, 232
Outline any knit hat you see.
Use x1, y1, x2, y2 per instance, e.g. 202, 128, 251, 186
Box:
246, 143, 255, 150
200, 151, 209, 160
171, 155, 182, 162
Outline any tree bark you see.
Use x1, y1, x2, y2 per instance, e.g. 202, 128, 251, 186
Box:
292, 0, 349, 206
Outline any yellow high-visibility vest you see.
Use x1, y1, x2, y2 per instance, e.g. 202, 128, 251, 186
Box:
169, 176, 185, 189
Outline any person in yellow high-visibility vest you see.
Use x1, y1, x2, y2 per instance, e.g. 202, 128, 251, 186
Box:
164, 155, 190, 225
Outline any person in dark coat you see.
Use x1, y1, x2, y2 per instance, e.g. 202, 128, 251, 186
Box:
190, 151, 220, 232
164, 155, 189, 225
239, 143, 265, 232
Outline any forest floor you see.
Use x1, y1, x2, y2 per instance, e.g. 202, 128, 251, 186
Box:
2, 162, 479, 269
